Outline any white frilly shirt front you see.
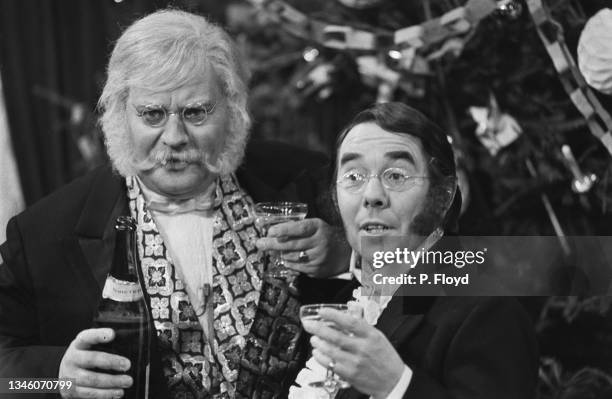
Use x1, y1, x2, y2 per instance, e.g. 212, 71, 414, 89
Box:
289, 251, 413, 399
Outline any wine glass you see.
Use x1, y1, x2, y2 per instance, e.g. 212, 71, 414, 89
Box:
254, 202, 308, 279
299, 303, 364, 398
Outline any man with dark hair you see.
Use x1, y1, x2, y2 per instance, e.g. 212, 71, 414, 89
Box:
293, 102, 538, 399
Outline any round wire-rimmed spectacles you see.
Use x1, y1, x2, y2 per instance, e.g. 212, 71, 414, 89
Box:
134, 101, 217, 127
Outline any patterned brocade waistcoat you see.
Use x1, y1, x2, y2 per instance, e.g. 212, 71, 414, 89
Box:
127, 175, 306, 398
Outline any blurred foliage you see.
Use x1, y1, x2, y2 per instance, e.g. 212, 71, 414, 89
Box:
538, 357, 612, 399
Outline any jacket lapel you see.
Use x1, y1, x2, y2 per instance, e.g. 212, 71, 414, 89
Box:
62, 168, 127, 303
375, 296, 425, 348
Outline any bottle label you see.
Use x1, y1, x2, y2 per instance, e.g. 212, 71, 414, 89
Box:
102, 276, 144, 302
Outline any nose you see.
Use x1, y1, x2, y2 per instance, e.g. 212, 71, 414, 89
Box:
362, 176, 389, 209
161, 113, 189, 148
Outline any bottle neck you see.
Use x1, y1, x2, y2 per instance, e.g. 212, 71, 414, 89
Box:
110, 220, 139, 282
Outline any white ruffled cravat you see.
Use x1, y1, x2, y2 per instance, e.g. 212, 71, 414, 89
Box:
289, 357, 332, 399
144, 181, 220, 215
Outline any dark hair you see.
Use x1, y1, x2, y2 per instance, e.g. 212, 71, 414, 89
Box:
331, 102, 462, 234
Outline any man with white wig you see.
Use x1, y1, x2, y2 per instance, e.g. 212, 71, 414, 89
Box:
0, 9, 348, 399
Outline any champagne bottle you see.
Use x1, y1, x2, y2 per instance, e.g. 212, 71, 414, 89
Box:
93, 216, 151, 399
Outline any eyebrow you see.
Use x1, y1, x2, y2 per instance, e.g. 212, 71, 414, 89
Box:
339, 150, 417, 166
385, 150, 416, 166
339, 152, 362, 166
133, 99, 211, 106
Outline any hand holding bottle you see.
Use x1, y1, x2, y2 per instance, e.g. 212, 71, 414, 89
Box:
59, 327, 133, 398
89, 216, 151, 399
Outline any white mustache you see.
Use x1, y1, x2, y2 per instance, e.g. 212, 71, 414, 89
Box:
154, 149, 204, 165
133, 149, 221, 173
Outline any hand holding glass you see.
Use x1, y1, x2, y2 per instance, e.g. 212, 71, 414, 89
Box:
299, 303, 364, 396
254, 202, 308, 278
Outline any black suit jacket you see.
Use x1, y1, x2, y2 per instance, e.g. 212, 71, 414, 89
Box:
0, 142, 345, 398
335, 281, 539, 399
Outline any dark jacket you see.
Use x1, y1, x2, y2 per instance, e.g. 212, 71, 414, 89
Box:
335, 287, 539, 399
336, 234, 538, 399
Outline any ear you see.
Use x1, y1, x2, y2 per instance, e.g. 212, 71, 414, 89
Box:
441, 176, 462, 234
430, 176, 460, 233
439, 176, 458, 214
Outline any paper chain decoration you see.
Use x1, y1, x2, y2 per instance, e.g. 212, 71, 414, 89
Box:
526, 0, 612, 157
246, 0, 508, 53
249, 0, 612, 157
247, 0, 516, 99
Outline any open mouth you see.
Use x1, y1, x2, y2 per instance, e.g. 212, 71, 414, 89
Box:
160, 158, 189, 170
360, 223, 392, 234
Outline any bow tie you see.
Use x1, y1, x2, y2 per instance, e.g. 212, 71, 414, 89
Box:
146, 193, 219, 215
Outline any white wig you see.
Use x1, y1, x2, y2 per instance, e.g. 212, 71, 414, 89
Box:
98, 9, 251, 176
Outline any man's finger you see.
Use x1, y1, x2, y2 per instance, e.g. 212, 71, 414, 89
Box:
302, 320, 358, 350
255, 236, 312, 252
310, 336, 351, 364
312, 349, 354, 385
302, 309, 368, 339
281, 262, 316, 274
311, 348, 353, 380
69, 386, 125, 399
317, 308, 367, 335
75, 350, 131, 373
73, 329, 115, 350
311, 349, 334, 373
75, 369, 132, 389
267, 219, 318, 238
281, 249, 321, 264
